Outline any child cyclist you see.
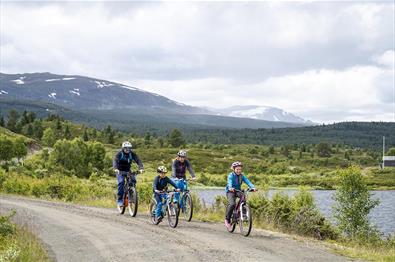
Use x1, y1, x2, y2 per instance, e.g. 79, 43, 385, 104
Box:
225, 161, 257, 230
153, 166, 180, 222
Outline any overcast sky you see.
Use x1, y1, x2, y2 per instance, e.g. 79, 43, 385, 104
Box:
1, 1, 394, 123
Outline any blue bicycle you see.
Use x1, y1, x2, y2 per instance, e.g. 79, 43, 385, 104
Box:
174, 178, 194, 222
149, 190, 179, 228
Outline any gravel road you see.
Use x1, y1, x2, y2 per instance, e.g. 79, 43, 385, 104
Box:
0, 195, 351, 262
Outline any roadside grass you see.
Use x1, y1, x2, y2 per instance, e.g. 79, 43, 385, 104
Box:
0, 211, 51, 262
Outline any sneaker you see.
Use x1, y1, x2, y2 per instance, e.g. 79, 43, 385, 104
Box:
155, 216, 163, 223
117, 200, 124, 207
225, 219, 232, 230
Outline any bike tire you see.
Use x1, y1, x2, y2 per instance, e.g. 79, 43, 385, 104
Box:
183, 193, 193, 222
128, 186, 138, 217
167, 202, 179, 228
239, 203, 252, 237
149, 200, 160, 225
117, 191, 127, 214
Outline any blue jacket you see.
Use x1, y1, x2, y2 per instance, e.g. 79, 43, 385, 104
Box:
225, 172, 255, 192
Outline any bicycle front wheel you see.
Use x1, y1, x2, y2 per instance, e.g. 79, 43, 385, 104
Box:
239, 203, 252, 237
167, 202, 179, 228
182, 193, 193, 222
128, 186, 138, 217
117, 191, 127, 215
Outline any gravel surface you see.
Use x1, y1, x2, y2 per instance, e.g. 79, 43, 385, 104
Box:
0, 195, 351, 262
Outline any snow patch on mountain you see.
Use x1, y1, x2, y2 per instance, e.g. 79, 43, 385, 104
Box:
48, 92, 57, 99
11, 77, 25, 84
0, 90, 8, 95
46, 79, 61, 82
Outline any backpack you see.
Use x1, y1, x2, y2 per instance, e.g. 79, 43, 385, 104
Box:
120, 151, 132, 163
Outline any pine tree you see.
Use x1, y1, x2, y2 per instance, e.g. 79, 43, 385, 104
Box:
26, 124, 34, 136
83, 129, 89, 141
6, 109, 19, 132
33, 120, 44, 140
168, 129, 185, 147
64, 125, 71, 139
0, 115, 4, 127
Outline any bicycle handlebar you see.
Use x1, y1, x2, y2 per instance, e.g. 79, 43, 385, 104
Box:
234, 188, 256, 193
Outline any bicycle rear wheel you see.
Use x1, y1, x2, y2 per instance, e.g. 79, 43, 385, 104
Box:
128, 186, 138, 217
167, 202, 179, 228
239, 203, 252, 237
149, 199, 159, 225
182, 193, 193, 222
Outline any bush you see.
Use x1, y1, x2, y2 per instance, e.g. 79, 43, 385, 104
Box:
333, 166, 380, 240
2, 176, 31, 195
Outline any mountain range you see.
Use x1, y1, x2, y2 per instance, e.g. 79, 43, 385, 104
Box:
0, 72, 313, 131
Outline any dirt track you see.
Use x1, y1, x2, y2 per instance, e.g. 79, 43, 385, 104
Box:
0, 195, 350, 262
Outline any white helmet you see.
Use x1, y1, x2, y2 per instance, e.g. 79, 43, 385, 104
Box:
157, 166, 167, 173
122, 141, 132, 149
177, 150, 187, 157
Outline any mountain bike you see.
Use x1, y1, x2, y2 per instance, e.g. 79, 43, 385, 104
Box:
117, 171, 138, 217
226, 189, 255, 237
149, 190, 179, 228
174, 178, 193, 222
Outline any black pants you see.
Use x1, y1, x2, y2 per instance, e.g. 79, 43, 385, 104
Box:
225, 191, 242, 221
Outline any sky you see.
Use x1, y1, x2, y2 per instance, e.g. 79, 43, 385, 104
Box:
0, 0, 394, 123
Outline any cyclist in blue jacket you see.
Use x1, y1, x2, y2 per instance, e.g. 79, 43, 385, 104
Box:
113, 141, 144, 207
153, 166, 180, 221
225, 161, 256, 230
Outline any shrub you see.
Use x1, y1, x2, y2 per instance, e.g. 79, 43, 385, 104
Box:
333, 166, 380, 240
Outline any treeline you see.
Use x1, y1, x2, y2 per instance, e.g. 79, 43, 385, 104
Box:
2, 101, 394, 149
183, 122, 395, 149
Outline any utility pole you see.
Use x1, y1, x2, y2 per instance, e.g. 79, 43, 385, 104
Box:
383, 136, 385, 169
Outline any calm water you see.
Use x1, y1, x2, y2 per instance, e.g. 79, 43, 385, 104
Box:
195, 189, 395, 235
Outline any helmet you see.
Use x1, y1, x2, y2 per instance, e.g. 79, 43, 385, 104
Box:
157, 166, 167, 173
177, 150, 187, 157
231, 161, 243, 169
122, 141, 132, 149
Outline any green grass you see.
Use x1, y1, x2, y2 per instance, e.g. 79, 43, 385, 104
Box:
0, 211, 51, 262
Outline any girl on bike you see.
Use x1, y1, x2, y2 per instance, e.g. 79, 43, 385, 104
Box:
225, 161, 256, 230
153, 166, 180, 221
171, 150, 196, 204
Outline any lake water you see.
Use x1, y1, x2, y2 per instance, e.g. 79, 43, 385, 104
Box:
195, 188, 395, 235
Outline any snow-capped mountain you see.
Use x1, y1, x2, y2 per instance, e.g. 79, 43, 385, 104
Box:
0, 72, 206, 114
215, 105, 314, 125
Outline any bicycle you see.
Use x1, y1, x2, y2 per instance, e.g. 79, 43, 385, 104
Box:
174, 178, 193, 222
116, 171, 138, 217
149, 190, 179, 228
226, 188, 255, 237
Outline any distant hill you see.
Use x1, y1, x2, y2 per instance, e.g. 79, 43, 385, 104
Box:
0, 72, 306, 129
214, 105, 314, 124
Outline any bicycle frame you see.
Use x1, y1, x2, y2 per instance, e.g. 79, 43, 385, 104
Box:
232, 189, 250, 223
122, 172, 137, 204
155, 191, 176, 217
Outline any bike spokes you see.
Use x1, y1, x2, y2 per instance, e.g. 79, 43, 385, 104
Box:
167, 203, 179, 228
183, 193, 193, 222
239, 204, 252, 237
128, 187, 138, 217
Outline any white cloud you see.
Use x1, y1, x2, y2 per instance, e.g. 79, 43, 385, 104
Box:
133, 50, 394, 123
0, 1, 394, 123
